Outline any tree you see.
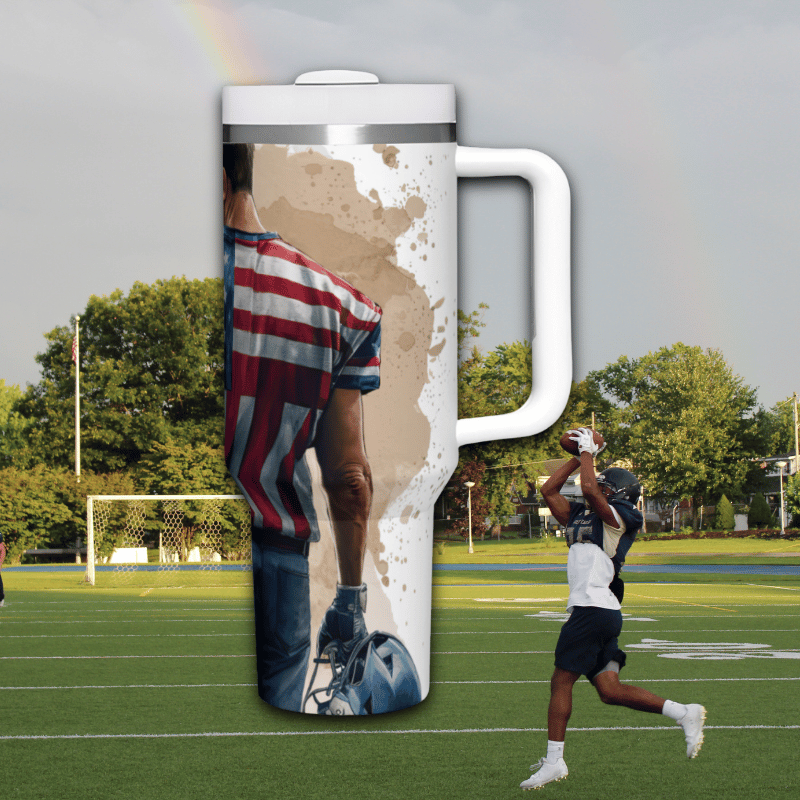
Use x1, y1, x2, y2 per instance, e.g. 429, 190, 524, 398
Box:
134, 440, 247, 557
460, 370, 616, 527
748, 492, 773, 529
0, 380, 28, 467
464, 340, 532, 417
457, 339, 537, 524
456, 305, 490, 423
136, 440, 235, 497
452, 303, 616, 529
0, 466, 135, 563
714, 494, 735, 530
442, 459, 490, 541
457, 304, 488, 360
766, 395, 800, 462
0, 466, 71, 562
534, 377, 617, 459
590, 343, 765, 507
785, 473, 800, 528
17, 277, 225, 472
455, 337, 543, 525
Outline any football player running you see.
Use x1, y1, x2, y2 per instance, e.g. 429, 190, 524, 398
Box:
520, 428, 706, 790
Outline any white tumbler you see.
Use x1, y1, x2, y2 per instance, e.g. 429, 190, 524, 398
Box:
222, 71, 571, 714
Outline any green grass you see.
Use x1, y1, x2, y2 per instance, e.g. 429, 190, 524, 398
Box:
434, 534, 800, 564
2, 557, 799, 799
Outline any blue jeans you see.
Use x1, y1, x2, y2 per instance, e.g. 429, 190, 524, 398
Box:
251, 537, 311, 712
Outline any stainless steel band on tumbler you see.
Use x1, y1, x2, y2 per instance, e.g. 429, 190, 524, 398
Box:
223, 122, 457, 145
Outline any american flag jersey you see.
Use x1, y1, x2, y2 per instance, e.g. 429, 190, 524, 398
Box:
224, 228, 382, 542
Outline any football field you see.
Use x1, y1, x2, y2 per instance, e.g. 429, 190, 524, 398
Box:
1, 566, 799, 799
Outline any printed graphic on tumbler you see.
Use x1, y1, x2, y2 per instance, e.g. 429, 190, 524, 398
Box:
223, 141, 453, 714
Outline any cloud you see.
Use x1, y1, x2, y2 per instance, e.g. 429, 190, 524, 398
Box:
2, 0, 799, 406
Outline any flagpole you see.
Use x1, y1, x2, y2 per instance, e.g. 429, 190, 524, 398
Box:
74, 315, 80, 483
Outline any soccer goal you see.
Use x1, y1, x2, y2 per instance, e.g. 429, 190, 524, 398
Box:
84, 494, 252, 586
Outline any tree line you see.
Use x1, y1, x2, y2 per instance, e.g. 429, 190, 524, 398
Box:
443, 308, 798, 539
0, 278, 236, 562
0, 279, 797, 560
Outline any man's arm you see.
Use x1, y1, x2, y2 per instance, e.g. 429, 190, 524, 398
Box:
577, 452, 620, 528
540, 457, 580, 526
314, 387, 372, 587
576, 450, 628, 602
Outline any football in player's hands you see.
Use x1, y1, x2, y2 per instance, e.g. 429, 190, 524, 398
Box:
560, 427, 605, 456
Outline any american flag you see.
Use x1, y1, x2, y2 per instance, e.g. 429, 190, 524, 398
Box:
71, 337, 78, 364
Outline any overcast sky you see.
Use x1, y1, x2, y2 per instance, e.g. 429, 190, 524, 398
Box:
2, 0, 799, 411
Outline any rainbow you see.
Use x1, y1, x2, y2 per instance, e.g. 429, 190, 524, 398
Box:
167, 0, 271, 83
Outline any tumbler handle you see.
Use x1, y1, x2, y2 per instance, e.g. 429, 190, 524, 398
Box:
455, 147, 572, 447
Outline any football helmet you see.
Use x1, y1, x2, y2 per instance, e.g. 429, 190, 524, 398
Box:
596, 467, 641, 505
304, 631, 422, 715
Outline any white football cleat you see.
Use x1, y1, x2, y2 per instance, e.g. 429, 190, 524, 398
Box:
679, 704, 706, 758
520, 758, 568, 790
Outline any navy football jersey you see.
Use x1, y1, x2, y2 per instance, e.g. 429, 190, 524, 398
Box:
565, 499, 642, 575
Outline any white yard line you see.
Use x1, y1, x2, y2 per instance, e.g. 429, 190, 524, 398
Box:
3, 676, 799, 691
2, 724, 797, 742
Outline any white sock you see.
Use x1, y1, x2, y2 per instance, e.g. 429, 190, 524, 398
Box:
546, 740, 564, 762
662, 700, 688, 721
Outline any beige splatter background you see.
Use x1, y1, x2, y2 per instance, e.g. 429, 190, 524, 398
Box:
250, 143, 441, 687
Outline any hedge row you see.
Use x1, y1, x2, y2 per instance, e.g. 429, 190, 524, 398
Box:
640, 529, 800, 541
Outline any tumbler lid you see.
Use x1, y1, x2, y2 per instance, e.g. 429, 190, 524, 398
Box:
223, 71, 455, 127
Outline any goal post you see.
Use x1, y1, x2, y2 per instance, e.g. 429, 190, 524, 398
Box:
85, 494, 251, 586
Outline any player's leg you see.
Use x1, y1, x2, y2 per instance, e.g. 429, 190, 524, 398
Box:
522, 609, 596, 791
591, 663, 706, 757
520, 667, 575, 790
548, 667, 580, 740
592, 668, 666, 712
251, 529, 311, 712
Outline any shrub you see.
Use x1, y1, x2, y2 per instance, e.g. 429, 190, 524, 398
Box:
0, 466, 136, 563
715, 495, 735, 530
748, 493, 773, 528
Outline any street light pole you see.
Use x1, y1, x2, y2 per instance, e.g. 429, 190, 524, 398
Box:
776, 461, 788, 536
776, 395, 799, 475
793, 393, 799, 475
465, 481, 475, 554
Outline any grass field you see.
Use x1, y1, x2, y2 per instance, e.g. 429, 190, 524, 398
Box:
2, 545, 799, 799
434, 534, 800, 563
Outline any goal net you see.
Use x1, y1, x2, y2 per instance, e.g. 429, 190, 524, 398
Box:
85, 494, 252, 587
